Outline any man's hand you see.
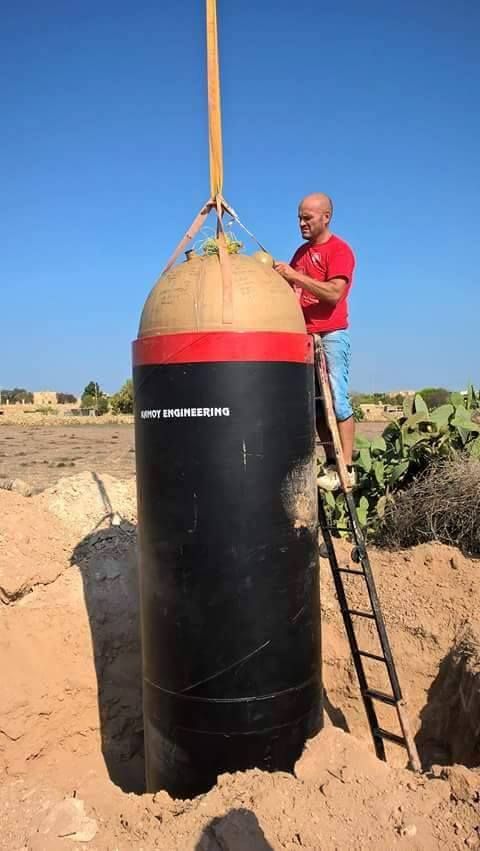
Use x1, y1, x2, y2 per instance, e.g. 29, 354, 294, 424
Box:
274, 262, 297, 283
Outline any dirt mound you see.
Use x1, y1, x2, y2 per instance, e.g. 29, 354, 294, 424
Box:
0, 488, 72, 603
0, 477, 36, 496
1, 472, 480, 850
2, 728, 479, 850
36, 470, 136, 537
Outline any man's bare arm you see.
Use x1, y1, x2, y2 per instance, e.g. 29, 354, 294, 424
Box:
274, 262, 348, 307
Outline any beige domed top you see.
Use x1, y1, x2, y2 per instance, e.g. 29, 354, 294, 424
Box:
138, 253, 306, 338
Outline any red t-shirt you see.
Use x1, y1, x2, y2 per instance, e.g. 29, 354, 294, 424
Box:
290, 234, 355, 333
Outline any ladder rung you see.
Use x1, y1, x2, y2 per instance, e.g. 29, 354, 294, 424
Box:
364, 688, 397, 706
373, 727, 405, 747
356, 650, 386, 663
322, 525, 351, 533
347, 608, 375, 620
337, 567, 365, 576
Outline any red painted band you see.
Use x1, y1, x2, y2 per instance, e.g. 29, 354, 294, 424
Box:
132, 332, 313, 366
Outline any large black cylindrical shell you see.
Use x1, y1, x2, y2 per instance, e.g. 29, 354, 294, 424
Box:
133, 350, 322, 798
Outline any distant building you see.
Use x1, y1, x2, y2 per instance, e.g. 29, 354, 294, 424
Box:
359, 403, 387, 421
359, 403, 402, 422
33, 391, 57, 406
385, 390, 415, 399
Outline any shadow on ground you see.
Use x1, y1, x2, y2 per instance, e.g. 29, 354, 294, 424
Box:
324, 689, 349, 732
195, 809, 274, 850
71, 476, 145, 793
415, 630, 480, 769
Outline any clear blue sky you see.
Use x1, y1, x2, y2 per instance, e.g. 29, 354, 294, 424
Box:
1, 0, 479, 394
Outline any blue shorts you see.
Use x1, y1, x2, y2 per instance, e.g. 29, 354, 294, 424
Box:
314, 330, 353, 422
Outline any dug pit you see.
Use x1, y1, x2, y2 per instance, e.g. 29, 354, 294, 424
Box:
1, 473, 480, 850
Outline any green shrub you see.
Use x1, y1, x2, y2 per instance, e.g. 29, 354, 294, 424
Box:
353, 404, 364, 422
326, 385, 480, 536
417, 387, 450, 409
81, 381, 109, 415
110, 380, 134, 415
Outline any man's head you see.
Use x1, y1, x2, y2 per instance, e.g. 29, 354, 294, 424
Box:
298, 193, 333, 243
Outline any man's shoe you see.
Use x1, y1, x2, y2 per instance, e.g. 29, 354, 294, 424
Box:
346, 468, 356, 490
317, 465, 341, 492
317, 465, 356, 492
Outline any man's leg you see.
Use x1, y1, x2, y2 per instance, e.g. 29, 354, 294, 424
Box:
319, 330, 355, 466
337, 415, 355, 467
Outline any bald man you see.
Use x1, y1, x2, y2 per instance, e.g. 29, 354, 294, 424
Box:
275, 193, 356, 492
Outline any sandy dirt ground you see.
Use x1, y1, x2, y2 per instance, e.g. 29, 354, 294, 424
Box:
1, 429, 479, 850
0, 424, 136, 490
0, 422, 383, 492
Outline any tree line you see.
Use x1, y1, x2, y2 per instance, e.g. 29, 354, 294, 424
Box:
0, 382, 133, 414
80, 380, 133, 415
352, 388, 453, 409
0, 388, 77, 404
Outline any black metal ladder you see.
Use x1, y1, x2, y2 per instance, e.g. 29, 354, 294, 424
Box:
314, 336, 421, 772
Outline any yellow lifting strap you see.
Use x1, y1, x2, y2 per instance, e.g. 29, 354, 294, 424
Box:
159, 0, 267, 297
206, 0, 224, 200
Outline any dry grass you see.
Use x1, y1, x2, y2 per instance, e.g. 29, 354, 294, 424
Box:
379, 456, 480, 555
0, 411, 133, 426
